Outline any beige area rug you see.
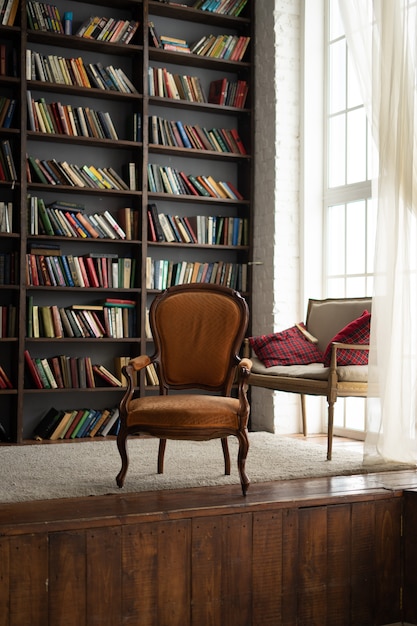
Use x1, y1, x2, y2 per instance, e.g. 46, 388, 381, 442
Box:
0, 432, 414, 503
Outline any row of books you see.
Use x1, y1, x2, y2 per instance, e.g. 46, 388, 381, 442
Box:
26, 50, 138, 94
0, 363, 12, 389
0, 252, 17, 285
148, 67, 206, 102
27, 156, 129, 191
28, 197, 128, 240
146, 257, 248, 292
190, 34, 250, 61
0, 97, 16, 128
192, 0, 248, 15
24, 348, 124, 391
0, 201, 12, 232
148, 204, 248, 246
0, 0, 19, 26
27, 92, 119, 140
0, 305, 16, 338
76, 16, 140, 44
27, 300, 138, 340
149, 115, 247, 154
33, 406, 120, 441
147, 163, 243, 200
0, 139, 17, 181
27, 1, 64, 33
26, 252, 136, 289
208, 78, 248, 108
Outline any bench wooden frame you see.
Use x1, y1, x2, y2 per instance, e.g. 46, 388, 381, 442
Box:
245, 297, 371, 460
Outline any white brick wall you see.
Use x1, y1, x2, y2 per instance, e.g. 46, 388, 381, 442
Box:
251, 0, 303, 433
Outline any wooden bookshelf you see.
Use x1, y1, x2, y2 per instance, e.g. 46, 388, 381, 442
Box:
0, 0, 253, 444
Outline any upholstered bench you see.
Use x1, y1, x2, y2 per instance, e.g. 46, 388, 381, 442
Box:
245, 297, 372, 460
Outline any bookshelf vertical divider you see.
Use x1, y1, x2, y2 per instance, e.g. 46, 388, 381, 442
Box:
0, 0, 253, 445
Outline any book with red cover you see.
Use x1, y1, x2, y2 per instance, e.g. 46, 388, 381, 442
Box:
64, 409, 86, 439
83, 256, 100, 287
208, 78, 227, 105
0, 365, 12, 388
24, 349, 43, 388
92, 364, 122, 387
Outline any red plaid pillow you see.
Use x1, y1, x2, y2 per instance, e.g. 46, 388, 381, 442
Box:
249, 323, 324, 368
323, 310, 371, 367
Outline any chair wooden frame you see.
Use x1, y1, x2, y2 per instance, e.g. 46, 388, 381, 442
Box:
116, 283, 253, 495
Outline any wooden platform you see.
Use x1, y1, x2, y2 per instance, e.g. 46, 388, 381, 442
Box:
1, 437, 417, 625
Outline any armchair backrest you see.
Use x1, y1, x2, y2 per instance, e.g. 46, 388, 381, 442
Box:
306, 297, 372, 352
150, 283, 249, 393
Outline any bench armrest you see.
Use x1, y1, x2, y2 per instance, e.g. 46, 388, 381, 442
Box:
329, 342, 370, 369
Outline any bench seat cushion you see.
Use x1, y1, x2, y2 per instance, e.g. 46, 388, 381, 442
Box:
250, 356, 368, 383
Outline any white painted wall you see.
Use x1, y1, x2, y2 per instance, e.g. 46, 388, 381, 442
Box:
252, 0, 324, 434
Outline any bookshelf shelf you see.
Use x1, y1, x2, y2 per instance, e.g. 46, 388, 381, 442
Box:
0, 0, 253, 444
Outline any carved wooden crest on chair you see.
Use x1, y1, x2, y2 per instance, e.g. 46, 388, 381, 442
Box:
116, 283, 252, 495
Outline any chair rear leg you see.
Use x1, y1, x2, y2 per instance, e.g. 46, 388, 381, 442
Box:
158, 438, 167, 473
327, 401, 334, 460
116, 430, 129, 488
221, 437, 231, 475
237, 430, 250, 496
300, 394, 307, 436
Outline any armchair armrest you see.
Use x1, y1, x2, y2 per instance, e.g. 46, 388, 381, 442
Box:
128, 354, 151, 371
119, 355, 152, 415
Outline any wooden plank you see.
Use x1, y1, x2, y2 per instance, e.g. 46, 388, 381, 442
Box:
298, 506, 328, 624
220, 513, 252, 625
326, 504, 351, 625
0, 474, 408, 537
157, 519, 191, 626
252, 510, 282, 625
49, 532, 86, 626
281, 508, 299, 625
0, 537, 10, 626
191, 516, 223, 625
86, 527, 122, 625
374, 498, 402, 624
9, 534, 48, 626
122, 522, 158, 626
351, 501, 375, 623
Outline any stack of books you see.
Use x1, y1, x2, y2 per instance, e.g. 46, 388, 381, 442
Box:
147, 164, 244, 199
32, 406, 121, 440
27, 157, 129, 191
26, 50, 138, 94
27, 92, 119, 139
149, 115, 247, 154
76, 16, 139, 43
24, 349, 124, 390
148, 67, 206, 102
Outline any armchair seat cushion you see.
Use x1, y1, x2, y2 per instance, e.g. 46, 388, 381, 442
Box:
251, 356, 368, 383
127, 394, 240, 430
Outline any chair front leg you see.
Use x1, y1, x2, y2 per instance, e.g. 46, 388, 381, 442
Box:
221, 437, 231, 475
116, 429, 129, 488
236, 430, 250, 496
158, 438, 167, 474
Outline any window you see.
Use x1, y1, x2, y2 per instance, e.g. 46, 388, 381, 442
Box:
324, 1, 375, 434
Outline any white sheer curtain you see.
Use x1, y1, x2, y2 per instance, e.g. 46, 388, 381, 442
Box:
338, 0, 417, 464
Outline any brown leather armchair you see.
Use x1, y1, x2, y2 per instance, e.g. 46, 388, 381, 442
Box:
116, 283, 252, 495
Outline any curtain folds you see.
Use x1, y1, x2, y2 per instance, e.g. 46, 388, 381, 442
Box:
338, 0, 417, 464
